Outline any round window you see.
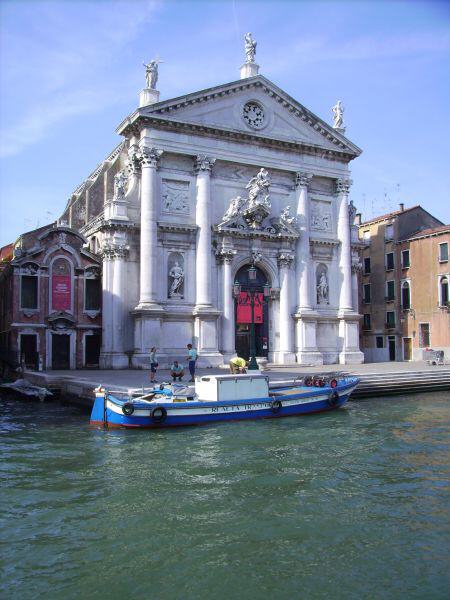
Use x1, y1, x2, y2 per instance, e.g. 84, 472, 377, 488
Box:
242, 101, 265, 130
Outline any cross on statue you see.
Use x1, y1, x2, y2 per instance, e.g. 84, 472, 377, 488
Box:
142, 56, 163, 89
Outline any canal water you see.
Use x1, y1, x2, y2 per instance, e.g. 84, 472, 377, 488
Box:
1, 393, 449, 600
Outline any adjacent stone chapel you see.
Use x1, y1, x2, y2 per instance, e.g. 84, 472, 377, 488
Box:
59, 36, 364, 368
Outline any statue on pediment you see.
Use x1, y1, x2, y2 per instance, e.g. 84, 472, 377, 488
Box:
246, 168, 271, 210
114, 170, 127, 201
244, 33, 257, 63
219, 195, 245, 227
143, 59, 161, 89
332, 100, 344, 129
280, 205, 295, 225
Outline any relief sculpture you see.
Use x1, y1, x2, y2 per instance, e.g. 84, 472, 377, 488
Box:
162, 180, 189, 215
310, 201, 332, 232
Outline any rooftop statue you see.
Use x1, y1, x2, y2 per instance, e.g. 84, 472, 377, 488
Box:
142, 59, 161, 89
332, 100, 344, 129
244, 33, 257, 63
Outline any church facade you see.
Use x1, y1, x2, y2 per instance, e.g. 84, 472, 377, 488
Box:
60, 44, 364, 369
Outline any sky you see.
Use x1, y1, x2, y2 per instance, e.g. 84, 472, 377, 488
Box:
0, 0, 449, 246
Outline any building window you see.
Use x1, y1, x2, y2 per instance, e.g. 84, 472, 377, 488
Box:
419, 323, 430, 348
386, 311, 396, 328
385, 224, 394, 240
21, 275, 38, 309
376, 336, 384, 348
402, 250, 410, 268
439, 276, 449, 307
85, 279, 101, 311
363, 314, 371, 330
363, 230, 370, 241
364, 257, 371, 275
386, 280, 395, 301
401, 281, 411, 310
439, 242, 448, 262
385, 252, 394, 271
363, 284, 371, 304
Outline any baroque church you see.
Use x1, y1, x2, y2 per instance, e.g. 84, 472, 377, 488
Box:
59, 36, 364, 369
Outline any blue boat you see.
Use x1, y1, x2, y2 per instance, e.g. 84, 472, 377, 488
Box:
90, 373, 359, 429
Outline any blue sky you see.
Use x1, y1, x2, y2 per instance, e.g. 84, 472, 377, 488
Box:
0, 0, 449, 246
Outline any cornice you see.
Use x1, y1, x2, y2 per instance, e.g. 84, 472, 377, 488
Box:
157, 222, 197, 233
117, 76, 361, 160
214, 225, 298, 241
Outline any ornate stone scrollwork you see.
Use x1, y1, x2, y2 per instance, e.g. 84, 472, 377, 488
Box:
101, 241, 129, 260
336, 178, 352, 195
141, 147, 163, 168
126, 144, 142, 176
277, 252, 295, 268
294, 172, 313, 189
215, 248, 236, 264
195, 155, 216, 173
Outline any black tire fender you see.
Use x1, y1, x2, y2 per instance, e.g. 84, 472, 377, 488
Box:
327, 391, 339, 407
271, 399, 282, 413
151, 406, 167, 423
122, 403, 134, 416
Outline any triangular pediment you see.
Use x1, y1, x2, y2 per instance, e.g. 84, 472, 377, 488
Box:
123, 76, 360, 157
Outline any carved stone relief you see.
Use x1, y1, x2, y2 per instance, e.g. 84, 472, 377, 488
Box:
310, 200, 332, 232
162, 180, 190, 215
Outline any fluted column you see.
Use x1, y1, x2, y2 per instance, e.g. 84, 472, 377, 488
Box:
216, 249, 236, 356
195, 155, 216, 308
138, 146, 162, 307
294, 172, 313, 311
336, 178, 353, 312
277, 252, 295, 363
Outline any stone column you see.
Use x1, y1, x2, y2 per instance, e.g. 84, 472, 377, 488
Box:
293, 172, 322, 365
294, 172, 313, 311
336, 178, 353, 312
99, 248, 113, 368
275, 252, 295, 363
138, 146, 162, 308
336, 178, 364, 364
216, 248, 236, 359
195, 155, 215, 308
110, 245, 129, 368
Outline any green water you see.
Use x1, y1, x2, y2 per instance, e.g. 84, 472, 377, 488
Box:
1, 393, 449, 600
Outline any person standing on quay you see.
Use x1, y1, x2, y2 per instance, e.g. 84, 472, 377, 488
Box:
186, 344, 197, 382
149, 346, 158, 383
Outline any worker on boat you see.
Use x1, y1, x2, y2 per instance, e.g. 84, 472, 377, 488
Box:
170, 361, 184, 382
229, 356, 248, 374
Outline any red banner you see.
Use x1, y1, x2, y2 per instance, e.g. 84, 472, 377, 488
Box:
237, 292, 263, 324
52, 275, 71, 310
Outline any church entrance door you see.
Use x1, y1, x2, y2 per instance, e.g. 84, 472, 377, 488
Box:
234, 265, 269, 360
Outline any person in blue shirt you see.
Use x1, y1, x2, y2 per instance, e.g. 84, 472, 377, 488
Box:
170, 360, 184, 381
149, 346, 158, 383
186, 344, 197, 382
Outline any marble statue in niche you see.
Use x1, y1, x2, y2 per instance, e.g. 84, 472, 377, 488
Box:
162, 180, 189, 214
316, 264, 329, 305
168, 253, 184, 298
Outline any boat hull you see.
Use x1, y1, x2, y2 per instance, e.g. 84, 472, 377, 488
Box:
90, 379, 358, 429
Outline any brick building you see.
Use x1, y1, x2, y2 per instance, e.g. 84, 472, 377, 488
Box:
0, 225, 102, 370
358, 205, 449, 362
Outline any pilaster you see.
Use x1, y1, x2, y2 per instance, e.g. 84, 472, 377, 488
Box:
274, 252, 296, 363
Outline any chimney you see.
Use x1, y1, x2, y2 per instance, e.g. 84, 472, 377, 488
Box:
355, 213, 362, 225
399, 203, 404, 212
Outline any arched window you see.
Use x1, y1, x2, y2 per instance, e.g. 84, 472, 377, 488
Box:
440, 276, 449, 307
51, 257, 72, 312
401, 281, 411, 310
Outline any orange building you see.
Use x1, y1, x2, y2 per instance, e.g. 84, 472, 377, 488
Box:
358, 205, 449, 362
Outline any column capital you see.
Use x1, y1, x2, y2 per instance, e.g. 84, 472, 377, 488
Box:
195, 155, 216, 173
100, 243, 129, 261
336, 177, 353, 195
294, 172, 313, 189
215, 248, 236, 264
141, 146, 163, 168
277, 252, 295, 268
